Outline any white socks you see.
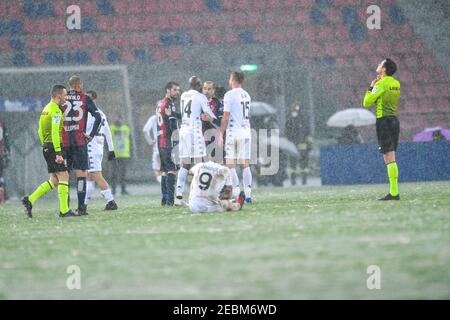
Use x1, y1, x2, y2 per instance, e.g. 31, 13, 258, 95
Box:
230, 168, 239, 189
176, 167, 189, 196
230, 168, 240, 198
85, 181, 114, 204
243, 167, 252, 198
101, 189, 114, 202
85, 180, 96, 205
229, 167, 252, 198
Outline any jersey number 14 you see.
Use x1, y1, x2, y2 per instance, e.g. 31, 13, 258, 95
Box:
181, 100, 192, 118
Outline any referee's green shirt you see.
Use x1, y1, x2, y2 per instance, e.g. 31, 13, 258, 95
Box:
38, 101, 63, 152
363, 76, 401, 118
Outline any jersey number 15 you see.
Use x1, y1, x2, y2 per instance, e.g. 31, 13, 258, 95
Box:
241, 101, 250, 119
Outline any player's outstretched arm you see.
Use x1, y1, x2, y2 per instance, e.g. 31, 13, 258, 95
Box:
200, 95, 216, 120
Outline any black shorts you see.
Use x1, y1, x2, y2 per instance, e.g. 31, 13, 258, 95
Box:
159, 147, 177, 173
63, 145, 89, 171
376, 116, 400, 154
43, 146, 68, 173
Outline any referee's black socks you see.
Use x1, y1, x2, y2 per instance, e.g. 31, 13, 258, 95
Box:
77, 177, 87, 210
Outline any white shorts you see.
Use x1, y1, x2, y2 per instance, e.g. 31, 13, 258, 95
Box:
87, 138, 104, 173
152, 144, 160, 171
179, 127, 206, 159
225, 130, 251, 160
189, 197, 225, 214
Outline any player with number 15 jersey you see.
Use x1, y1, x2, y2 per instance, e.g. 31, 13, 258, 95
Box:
223, 83, 251, 160
220, 71, 253, 203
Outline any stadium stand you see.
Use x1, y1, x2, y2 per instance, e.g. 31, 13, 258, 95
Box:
0, 0, 448, 141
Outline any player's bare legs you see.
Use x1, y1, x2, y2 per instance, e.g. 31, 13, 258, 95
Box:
85, 171, 117, 210
175, 157, 202, 205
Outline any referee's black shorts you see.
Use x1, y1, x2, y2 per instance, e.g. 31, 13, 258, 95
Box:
159, 147, 177, 173
376, 116, 400, 154
43, 145, 67, 173
63, 145, 89, 171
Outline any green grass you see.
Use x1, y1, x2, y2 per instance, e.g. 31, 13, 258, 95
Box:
1, 181, 449, 299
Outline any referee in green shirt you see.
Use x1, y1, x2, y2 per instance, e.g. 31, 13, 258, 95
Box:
22, 85, 77, 217
363, 58, 401, 200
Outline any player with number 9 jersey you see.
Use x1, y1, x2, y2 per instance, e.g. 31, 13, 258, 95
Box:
188, 161, 245, 213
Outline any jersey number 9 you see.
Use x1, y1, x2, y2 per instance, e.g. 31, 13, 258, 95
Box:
199, 172, 212, 191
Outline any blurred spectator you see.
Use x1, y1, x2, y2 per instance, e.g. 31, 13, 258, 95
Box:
110, 119, 131, 195
285, 103, 312, 186
432, 130, 446, 142
0, 117, 10, 204
337, 125, 363, 145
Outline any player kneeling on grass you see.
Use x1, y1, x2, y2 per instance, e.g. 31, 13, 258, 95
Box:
84, 90, 118, 210
188, 161, 245, 214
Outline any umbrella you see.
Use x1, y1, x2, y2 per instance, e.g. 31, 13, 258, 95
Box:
327, 108, 376, 127
250, 102, 276, 116
258, 136, 299, 158
413, 127, 450, 142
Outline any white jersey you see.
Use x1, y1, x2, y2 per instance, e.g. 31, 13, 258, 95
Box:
223, 87, 251, 134
86, 107, 114, 152
143, 115, 160, 171
143, 115, 158, 146
180, 90, 215, 129
189, 162, 232, 202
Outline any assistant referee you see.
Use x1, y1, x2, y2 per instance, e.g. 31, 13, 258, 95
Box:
363, 58, 401, 200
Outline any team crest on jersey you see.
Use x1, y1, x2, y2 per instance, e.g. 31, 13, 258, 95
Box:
53, 115, 61, 124
371, 86, 379, 94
